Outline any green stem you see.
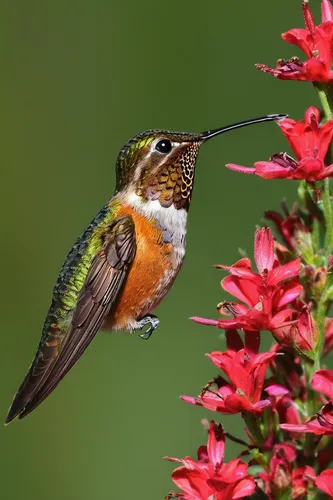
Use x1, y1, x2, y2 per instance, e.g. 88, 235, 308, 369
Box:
322, 178, 333, 257
315, 82, 333, 121
242, 412, 264, 448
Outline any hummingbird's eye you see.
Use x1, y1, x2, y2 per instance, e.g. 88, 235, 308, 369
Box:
155, 139, 172, 154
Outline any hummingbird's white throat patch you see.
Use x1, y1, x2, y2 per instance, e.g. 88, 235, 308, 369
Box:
123, 192, 187, 267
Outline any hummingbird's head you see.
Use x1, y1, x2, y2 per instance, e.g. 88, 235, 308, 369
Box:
114, 114, 286, 211
115, 130, 203, 210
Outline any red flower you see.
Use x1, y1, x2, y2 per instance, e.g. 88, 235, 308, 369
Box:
227, 107, 333, 181
293, 305, 318, 351
259, 444, 316, 499
316, 469, 333, 498
165, 422, 256, 500
258, 444, 292, 497
256, 0, 333, 83
280, 369, 333, 436
192, 228, 302, 343
324, 318, 333, 356
292, 467, 316, 499
276, 396, 303, 428
265, 203, 310, 251
181, 336, 275, 415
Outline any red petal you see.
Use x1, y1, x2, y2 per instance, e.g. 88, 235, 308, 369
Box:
232, 477, 256, 499
171, 467, 212, 500
254, 227, 274, 274
281, 420, 333, 436
191, 317, 219, 326
207, 422, 225, 470
322, 0, 333, 22
305, 105, 320, 124
223, 393, 255, 413
280, 423, 309, 433
226, 163, 256, 174
318, 119, 333, 160
282, 28, 313, 57
296, 308, 318, 351
254, 161, 294, 179
253, 399, 272, 411
324, 318, 333, 355
222, 275, 259, 307
303, 57, 332, 82
218, 258, 257, 280
312, 369, 333, 399
275, 281, 303, 308
265, 384, 289, 397
208, 351, 249, 391
316, 469, 333, 497
269, 258, 301, 285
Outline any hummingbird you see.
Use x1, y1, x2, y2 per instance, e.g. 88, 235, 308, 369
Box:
6, 113, 286, 424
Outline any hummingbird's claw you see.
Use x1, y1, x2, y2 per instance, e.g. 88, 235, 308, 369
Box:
136, 314, 160, 340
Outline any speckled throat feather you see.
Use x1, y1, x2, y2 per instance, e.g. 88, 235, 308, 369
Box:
136, 142, 200, 210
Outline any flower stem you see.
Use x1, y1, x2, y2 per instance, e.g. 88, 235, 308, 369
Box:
242, 412, 264, 448
322, 178, 333, 258
315, 82, 333, 121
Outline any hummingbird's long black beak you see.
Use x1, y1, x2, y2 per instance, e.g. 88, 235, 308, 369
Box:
200, 114, 288, 141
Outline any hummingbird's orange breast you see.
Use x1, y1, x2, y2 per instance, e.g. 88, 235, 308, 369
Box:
104, 204, 182, 332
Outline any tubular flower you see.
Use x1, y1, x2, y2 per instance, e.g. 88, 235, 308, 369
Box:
181, 331, 275, 415
324, 318, 333, 355
165, 422, 256, 500
265, 203, 310, 251
281, 370, 333, 436
316, 469, 333, 498
227, 107, 333, 181
258, 444, 295, 498
192, 228, 302, 343
256, 0, 333, 83
258, 445, 316, 499
292, 467, 316, 499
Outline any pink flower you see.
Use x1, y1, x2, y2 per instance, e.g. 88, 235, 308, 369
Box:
265, 203, 310, 251
181, 331, 275, 415
281, 369, 333, 436
292, 467, 316, 499
316, 469, 333, 498
294, 305, 318, 351
227, 107, 333, 181
256, 0, 333, 83
165, 422, 256, 500
324, 318, 333, 356
192, 228, 302, 344
259, 444, 293, 497
259, 444, 316, 499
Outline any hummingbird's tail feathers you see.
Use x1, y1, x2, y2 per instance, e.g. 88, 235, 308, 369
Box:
5, 216, 136, 423
5, 326, 64, 424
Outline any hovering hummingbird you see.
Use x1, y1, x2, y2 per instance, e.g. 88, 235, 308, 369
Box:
6, 113, 286, 423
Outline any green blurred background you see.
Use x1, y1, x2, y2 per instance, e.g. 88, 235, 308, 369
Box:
1, 1, 330, 499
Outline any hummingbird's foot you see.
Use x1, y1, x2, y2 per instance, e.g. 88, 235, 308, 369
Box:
136, 315, 160, 340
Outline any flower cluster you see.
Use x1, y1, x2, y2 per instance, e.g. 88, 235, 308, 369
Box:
165, 1, 333, 499
192, 228, 316, 352
165, 422, 256, 500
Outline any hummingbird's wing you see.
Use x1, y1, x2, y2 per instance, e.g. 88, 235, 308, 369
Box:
6, 216, 136, 423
